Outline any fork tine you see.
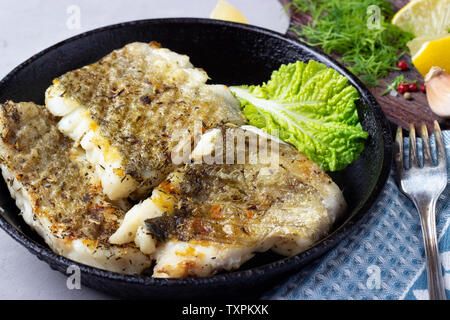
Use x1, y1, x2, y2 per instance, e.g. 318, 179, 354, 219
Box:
409, 124, 419, 168
395, 126, 404, 172
421, 124, 433, 167
434, 121, 447, 168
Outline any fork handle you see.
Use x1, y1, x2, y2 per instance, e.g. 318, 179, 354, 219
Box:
416, 200, 446, 300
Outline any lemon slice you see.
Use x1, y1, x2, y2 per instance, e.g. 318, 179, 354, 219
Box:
412, 34, 450, 75
392, 0, 450, 37
210, 0, 249, 24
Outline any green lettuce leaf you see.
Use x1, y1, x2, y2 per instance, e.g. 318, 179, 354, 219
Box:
230, 60, 368, 172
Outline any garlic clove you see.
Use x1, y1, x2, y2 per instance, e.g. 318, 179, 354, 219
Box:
425, 66, 450, 118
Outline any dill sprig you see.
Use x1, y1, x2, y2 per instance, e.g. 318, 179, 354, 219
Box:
289, 0, 414, 86
381, 75, 404, 96
381, 75, 417, 96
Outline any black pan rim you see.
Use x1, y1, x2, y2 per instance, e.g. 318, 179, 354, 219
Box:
0, 17, 393, 288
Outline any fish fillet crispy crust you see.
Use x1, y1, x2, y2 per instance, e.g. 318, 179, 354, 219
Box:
0, 101, 152, 274
45, 42, 246, 200
110, 127, 346, 278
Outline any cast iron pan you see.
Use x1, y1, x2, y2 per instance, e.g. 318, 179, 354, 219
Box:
0, 18, 392, 299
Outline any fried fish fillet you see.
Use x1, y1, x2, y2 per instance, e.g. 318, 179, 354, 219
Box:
110, 126, 346, 277
45, 42, 245, 200
0, 101, 152, 274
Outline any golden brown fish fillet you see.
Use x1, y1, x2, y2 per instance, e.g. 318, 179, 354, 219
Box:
0, 101, 152, 274
110, 126, 346, 278
45, 42, 246, 200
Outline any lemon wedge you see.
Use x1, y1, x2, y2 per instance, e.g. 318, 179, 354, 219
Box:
210, 0, 249, 24
411, 34, 450, 76
392, 0, 450, 37
407, 34, 447, 57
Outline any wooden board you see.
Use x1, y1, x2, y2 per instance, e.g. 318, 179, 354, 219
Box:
279, 0, 450, 131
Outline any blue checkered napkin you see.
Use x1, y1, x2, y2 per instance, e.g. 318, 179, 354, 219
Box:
263, 131, 450, 300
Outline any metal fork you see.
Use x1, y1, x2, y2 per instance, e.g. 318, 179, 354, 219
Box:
395, 121, 447, 300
